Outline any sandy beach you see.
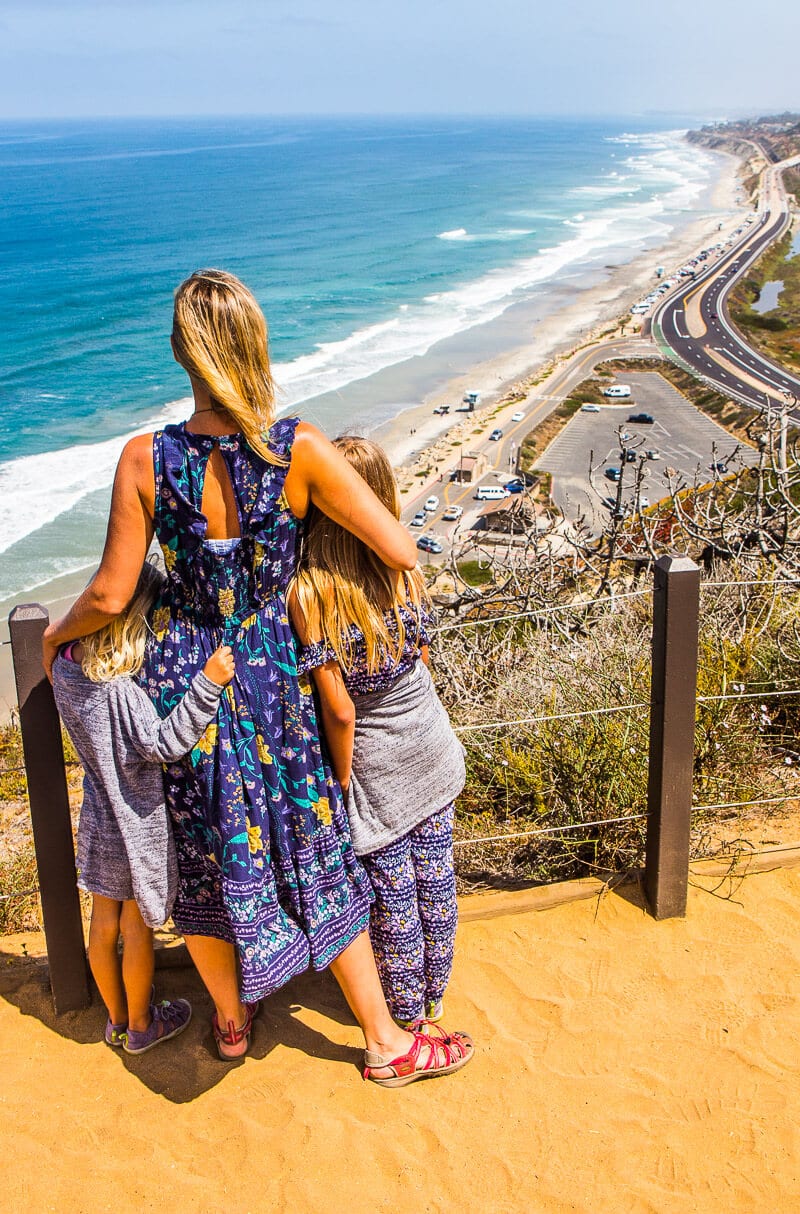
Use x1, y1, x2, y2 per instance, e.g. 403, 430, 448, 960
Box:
1, 855, 799, 1213
0, 147, 745, 721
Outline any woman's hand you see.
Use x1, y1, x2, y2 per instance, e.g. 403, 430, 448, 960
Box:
41, 623, 63, 683
203, 645, 236, 686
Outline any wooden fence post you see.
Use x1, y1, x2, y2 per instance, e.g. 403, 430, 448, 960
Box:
8, 605, 90, 1013
644, 556, 701, 919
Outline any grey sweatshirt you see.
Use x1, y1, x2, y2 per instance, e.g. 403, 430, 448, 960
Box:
53, 655, 224, 928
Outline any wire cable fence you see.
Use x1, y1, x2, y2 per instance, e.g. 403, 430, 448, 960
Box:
432, 588, 653, 635
454, 813, 647, 849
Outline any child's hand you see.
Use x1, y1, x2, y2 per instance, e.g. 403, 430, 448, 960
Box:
204, 645, 235, 686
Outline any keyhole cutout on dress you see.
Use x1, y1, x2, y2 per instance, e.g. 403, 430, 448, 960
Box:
201, 443, 243, 540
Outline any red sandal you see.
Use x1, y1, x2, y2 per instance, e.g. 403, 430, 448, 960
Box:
363, 1023, 474, 1088
212, 1000, 260, 1061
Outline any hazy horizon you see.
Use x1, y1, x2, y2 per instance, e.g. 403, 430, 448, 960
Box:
0, 0, 796, 121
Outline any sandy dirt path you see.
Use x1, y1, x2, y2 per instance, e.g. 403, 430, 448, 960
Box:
2, 861, 799, 1213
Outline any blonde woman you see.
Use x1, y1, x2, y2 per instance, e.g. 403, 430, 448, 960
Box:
43, 270, 471, 1081
51, 561, 235, 1053
290, 438, 468, 1074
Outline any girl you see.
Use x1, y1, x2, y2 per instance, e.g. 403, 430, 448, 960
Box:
290, 436, 466, 1031
52, 561, 235, 1055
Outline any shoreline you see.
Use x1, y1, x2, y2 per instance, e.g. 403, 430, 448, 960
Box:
0, 144, 746, 720
372, 148, 744, 480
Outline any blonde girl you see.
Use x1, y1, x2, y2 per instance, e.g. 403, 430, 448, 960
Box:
52, 561, 235, 1054
290, 437, 467, 1036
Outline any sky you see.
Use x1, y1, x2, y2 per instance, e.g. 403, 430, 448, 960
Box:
0, 0, 796, 120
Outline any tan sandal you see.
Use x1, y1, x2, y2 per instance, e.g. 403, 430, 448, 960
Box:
364, 1023, 474, 1088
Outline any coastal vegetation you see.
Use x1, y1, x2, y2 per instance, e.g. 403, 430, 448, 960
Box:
728, 229, 800, 373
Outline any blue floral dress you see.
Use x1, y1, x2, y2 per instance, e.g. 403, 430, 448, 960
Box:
140, 418, 373, 1002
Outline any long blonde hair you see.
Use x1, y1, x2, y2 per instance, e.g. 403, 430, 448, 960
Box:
171, 269, 283, 465
292, 436, 428, 673
81, 562, 165, 683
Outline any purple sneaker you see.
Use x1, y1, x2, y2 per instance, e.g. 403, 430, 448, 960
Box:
123, 998, 192, 1055
105, 1019, 128, 1048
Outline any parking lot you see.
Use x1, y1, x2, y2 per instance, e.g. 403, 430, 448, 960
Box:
538, 371, 758, 531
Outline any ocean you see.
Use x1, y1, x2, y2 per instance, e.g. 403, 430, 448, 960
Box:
0, 115, 722, 613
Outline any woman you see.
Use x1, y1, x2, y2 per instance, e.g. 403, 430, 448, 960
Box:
43, 269, 472, 1084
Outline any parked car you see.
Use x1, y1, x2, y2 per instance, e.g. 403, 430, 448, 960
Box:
709, 461, 728, 474
639, 497, 651, 510
604, 466, 622, 482
417, 534, 443, 554
511, 411, 525, 422
621, 449, 637, 463
646, 449, 660, 460
410, 511, 427, 527
489, 428, 503, 441
432, 404, 450, 415
619, 431, 633, 442
602, 384, 631, 398
442, 504, 463, 521
627, 413, 654, 424
424, 495, 440, 511
505, 479, 525, 494
601, 496, 617, 510
581, 403, 600, 413
474, 485, 509, 501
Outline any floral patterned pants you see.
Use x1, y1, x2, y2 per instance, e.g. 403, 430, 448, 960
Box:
362, 803, 457, 1023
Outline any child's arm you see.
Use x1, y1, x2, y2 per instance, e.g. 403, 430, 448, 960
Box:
115, 647, 235, 764
288, 588, 355, 793
309, 663, 356, 794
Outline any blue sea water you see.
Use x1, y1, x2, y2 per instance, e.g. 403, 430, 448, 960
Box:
0, 115, 722, 602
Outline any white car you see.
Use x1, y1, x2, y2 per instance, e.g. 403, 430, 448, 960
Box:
511, 411, 525, 422
581, 403, 600, 413
639, 497, 651, 510
442, 504, 463, 521
424, 496, 439, 511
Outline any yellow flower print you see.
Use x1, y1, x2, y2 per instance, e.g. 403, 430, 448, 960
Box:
314, 796, 332, 827
246, 819, 263, 854
253, 542, 266, 569
162, 545, 177, 572
193, 723, 218, 757
151, 606, 170, 640
277, 489, 290, 513
240, 613, 257, 630
256, 734, 273, 765
218, 587, 235, 617
298, 673, 312, 696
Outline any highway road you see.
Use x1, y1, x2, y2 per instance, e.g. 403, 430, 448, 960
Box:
653, 153, 800, 417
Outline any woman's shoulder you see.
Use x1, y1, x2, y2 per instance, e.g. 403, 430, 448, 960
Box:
119, 431, 157, 466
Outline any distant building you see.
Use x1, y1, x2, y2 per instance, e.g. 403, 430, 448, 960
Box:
450, 452, 487, 484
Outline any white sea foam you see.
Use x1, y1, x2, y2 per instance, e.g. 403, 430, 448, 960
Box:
437, 227, 533, 242
0, 130, 718, 562
0, 398, 189, 557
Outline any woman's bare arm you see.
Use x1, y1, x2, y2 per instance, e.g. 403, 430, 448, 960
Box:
284, 422, 416, 571
41, 433, 156, 679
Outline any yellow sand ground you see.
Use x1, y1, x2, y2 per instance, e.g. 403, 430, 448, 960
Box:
2, 862, 799, 1214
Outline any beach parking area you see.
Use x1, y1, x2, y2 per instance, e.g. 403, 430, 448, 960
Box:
539, 370, 760, 531
2, 860, 799, 1213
